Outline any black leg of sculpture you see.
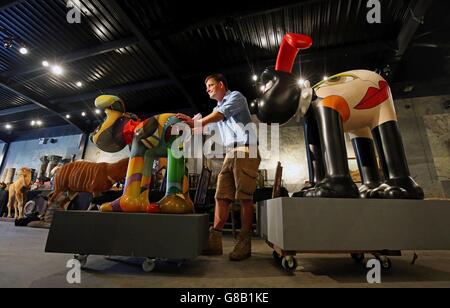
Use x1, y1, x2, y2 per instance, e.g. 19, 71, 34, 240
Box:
352, 137, 383, 198
371, 121, 424, 199
293, 109, 325, 197
304, 104, 359, 198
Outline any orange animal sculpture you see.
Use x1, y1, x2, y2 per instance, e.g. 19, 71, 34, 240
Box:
49, 158, 129, 204
7, 167, 32, 219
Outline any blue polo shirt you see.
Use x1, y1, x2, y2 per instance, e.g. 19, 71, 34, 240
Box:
207, 90, 258, 149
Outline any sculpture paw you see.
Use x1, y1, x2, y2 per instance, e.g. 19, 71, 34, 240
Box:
367, 177, 424, 200
292, 182, 316, 197
304, 176, 359, 198
99, 203, 114, 212
100, 196, 147, 213
359, 183, 381, 198
159, 194, 194, 214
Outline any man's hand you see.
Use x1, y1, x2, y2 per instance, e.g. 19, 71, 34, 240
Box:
176, 114, 195, 128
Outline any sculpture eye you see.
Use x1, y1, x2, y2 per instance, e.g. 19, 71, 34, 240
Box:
328, 76, 341, 82
264, 80, 274, 92
328, 75, 355, 83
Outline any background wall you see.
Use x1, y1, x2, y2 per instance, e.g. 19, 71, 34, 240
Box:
83, 139, 130, 163
0, 134, 83, 180
396, 95, 450, 198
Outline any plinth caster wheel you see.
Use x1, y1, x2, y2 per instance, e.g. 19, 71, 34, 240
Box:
74, 255, 88, 268
281, 256, 297, 273
142, 258, 156, 273
168, 259, 184, 268
377, 256, 392, 270
273, 251, 282, 263
351, 253, 365, 264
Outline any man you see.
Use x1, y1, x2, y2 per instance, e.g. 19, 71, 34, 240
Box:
177, 73, 260, 261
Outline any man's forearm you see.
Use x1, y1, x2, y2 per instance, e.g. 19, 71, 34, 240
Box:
200, 111, 224, 126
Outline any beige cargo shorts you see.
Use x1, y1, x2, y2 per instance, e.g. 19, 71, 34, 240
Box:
215, 147, 261, 201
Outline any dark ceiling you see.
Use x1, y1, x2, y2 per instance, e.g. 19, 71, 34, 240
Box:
0, 0, 449, 141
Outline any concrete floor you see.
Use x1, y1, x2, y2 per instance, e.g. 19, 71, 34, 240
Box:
2, 221, 450, 288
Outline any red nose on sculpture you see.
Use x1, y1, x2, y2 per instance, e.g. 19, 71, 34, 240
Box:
275, 33, 313, 74
254, 33, 313, 124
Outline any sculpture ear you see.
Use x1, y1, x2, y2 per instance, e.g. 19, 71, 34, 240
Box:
95, 95, 125, 113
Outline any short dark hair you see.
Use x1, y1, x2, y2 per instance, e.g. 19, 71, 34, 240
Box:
205, 73, 229, 91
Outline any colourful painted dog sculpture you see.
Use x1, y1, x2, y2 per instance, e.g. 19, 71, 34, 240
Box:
91, 95, 193, 214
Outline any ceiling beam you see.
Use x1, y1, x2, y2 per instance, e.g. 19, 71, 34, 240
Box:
1, 36, 140, 79
0, 104, 40, 116
0, 0, 27, 12
140, 0, 326, 40
0, 79, 86, 132
388, 0, 434, 81
0, 131, 12, 143
397, 0, 434, 57
108, 0, 198, 112
181, 41, 395, 79
49, 78, 176, 105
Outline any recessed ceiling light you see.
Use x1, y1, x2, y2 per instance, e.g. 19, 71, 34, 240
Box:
19, 47, 28, 55
76, 81, 83, 88
298, 79, 305, 86
323, 76, 328, 81
81, 112, 87, 117
51, 65, 64, 76
31, 120, 36, 126
5, 124, 12, 130
252, 75, 258, 81
66, 114, 71, 119
36, 120, 43, 126
3, 37, 13, 49
42, 61, 49, 67
95, 109, 101, 114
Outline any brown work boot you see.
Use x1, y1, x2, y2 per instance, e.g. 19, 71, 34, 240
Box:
229, 230, 252, 261
202, 227, 223, 256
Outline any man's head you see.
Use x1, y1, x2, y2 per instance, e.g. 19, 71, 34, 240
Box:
205, 73, 228, 102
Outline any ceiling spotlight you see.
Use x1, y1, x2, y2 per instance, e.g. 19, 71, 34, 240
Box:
252, 75, 258, 81
5, 124, 12, 130
3, 37, 13, 49
76, 81, 83, 88
323, 76, 329, 81
19, 47, 28, 55
51, 65, 64, 76
66, 114, 71, 119
81, 112, 86, 117
298, 79, 305, 86
95, 109, 101, 114
31, 120, 36, 126
36, 120, 43, 126
42, 61, 49, 67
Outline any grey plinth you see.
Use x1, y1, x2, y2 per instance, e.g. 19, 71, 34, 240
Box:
45, 211, 209, 260
258, 198, 450, 252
